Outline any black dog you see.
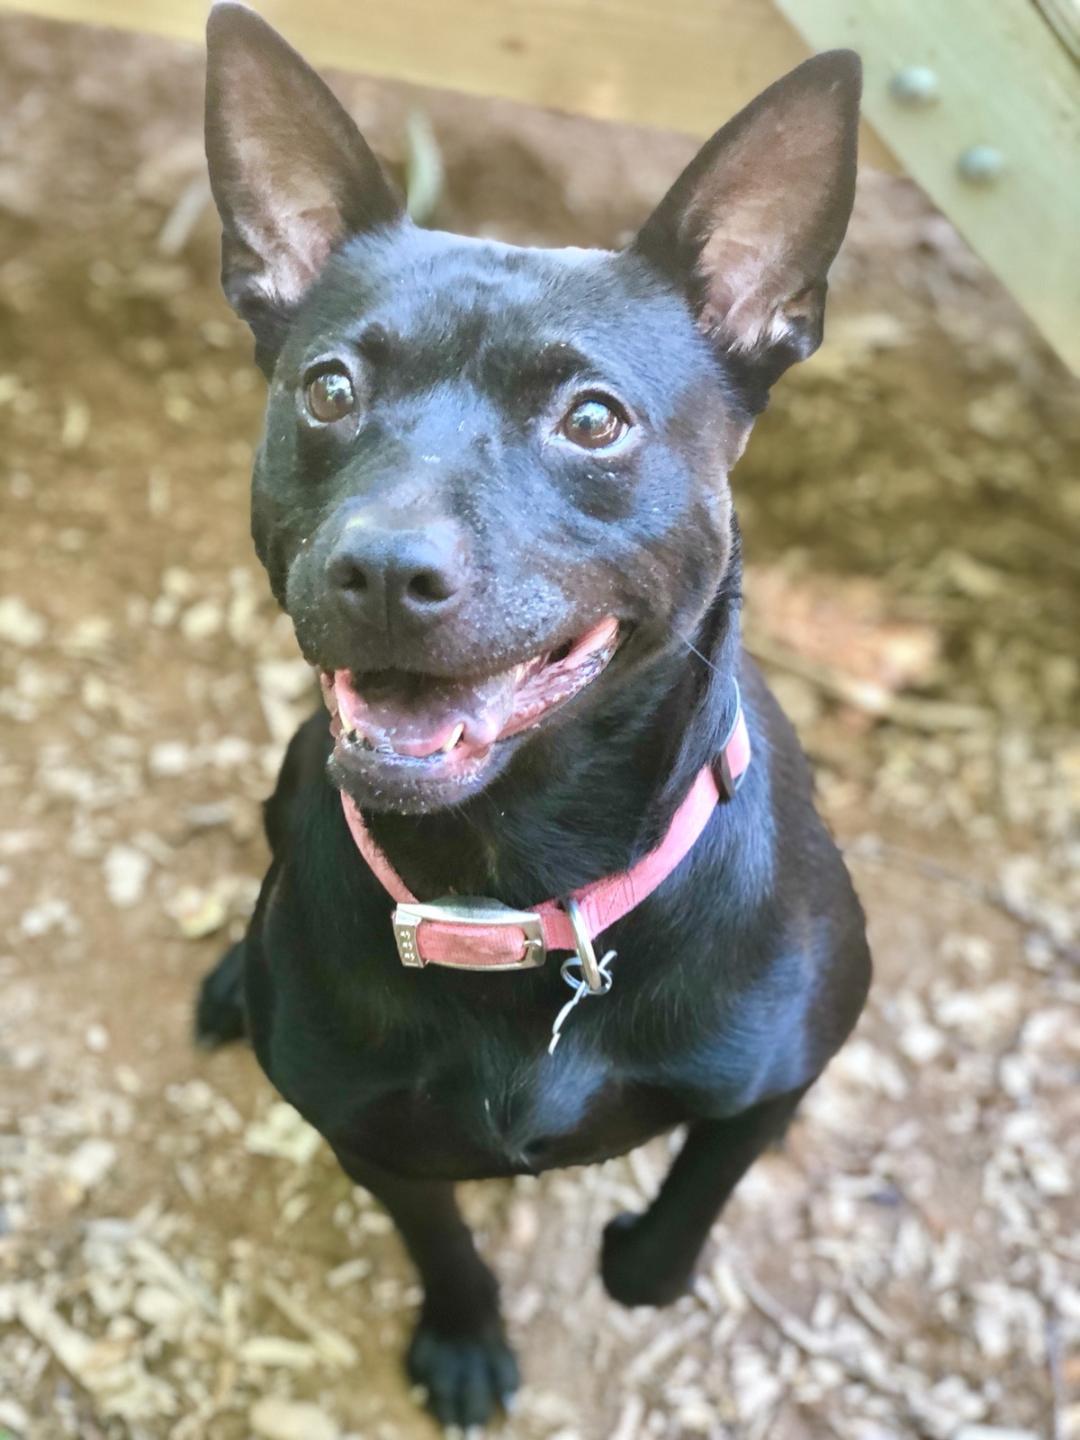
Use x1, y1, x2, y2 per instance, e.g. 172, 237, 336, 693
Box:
198, 5, 871, 1427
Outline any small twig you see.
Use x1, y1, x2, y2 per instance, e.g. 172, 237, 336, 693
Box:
623, 1311, 710, 1385
848, 1284, 904, 1342
405, 109, 444, 225
747, 632, 990, 731
130, 1237, 218, 1319
261, 1274, 358, 1367
845, 835, 1080, 965
610, 1393, 646, 1440
157, 176, 212, 258
1046, 1312, 1067, 1440
734, 1265, 839, 1358
734, 1267, 930, 1435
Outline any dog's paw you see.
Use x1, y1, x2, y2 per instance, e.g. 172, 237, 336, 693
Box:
194, 943, 247, 1050
600, 1212, 694, 1308
407, 1316, 520, 1429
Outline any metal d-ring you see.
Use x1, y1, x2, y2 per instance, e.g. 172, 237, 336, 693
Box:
565, 898, 607, 992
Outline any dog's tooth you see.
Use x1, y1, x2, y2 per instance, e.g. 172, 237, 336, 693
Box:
442, 723, 465, 754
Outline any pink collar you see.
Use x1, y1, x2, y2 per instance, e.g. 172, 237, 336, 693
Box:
340, 694, 751, 979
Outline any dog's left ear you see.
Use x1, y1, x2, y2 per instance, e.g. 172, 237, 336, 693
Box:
205, 2, 404, 367
633, 51, 860, 395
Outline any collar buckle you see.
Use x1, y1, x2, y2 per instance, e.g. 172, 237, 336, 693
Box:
392, 897, 547, 971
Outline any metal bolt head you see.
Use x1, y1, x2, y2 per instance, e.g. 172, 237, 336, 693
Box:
957, 145, 1006, 185
889, 66, 940, 106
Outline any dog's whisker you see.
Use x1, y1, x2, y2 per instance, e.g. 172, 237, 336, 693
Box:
675, 631, 722, 675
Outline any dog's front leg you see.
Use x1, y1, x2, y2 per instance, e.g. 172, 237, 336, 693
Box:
601, 1085, 808, 1307
334, 1148, 519, 1427
194, 940, 248, 1048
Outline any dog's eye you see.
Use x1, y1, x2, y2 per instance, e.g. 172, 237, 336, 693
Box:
304, 367, 357, 424
560, 396, 630, 450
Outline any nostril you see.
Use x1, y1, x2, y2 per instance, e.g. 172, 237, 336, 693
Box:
328, 553, 370, 594
343, 568, 368, 594
406, 568, 456, 605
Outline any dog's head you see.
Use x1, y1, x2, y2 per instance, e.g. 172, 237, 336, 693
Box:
205, 3, 859, 813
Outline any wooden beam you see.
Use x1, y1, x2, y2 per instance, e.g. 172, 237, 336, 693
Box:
0, 0, 892, 164
13, 0, 1073, 369
775, 0, 1080, 375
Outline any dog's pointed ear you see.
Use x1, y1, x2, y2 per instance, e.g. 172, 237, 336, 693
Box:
205, 2, 403, 365
633, 51, 860, 396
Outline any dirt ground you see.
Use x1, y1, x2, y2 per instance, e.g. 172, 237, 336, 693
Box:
1, 15, 1078, 1440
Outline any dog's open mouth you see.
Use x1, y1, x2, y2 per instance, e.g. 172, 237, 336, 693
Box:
321, 616, 620, 779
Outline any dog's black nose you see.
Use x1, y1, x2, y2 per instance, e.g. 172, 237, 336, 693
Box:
325, 519, 465, 627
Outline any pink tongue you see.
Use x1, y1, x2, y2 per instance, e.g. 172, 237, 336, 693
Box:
333, 668, 518, 757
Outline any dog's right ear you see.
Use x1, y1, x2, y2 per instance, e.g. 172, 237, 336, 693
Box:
205, 2, 403, 369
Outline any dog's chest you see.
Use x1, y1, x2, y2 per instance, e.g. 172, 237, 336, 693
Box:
289, 1022, 686, 1181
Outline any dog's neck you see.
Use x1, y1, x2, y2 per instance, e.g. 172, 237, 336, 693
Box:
361, 556, 745, 910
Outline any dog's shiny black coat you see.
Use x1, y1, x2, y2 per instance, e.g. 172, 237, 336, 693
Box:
199, 6, 871, 1426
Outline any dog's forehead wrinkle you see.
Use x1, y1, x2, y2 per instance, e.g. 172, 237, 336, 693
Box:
323, 230, 686, 345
